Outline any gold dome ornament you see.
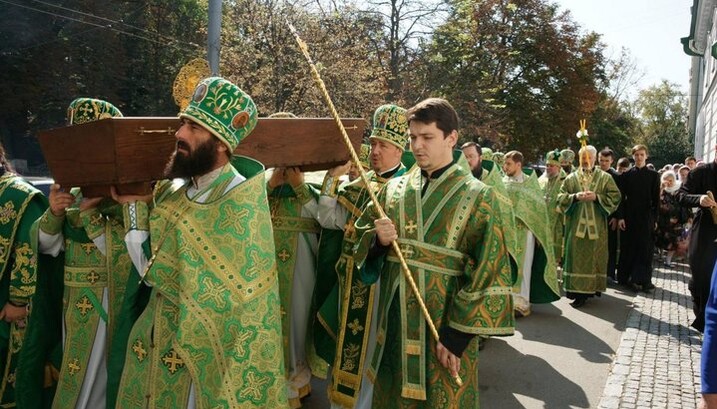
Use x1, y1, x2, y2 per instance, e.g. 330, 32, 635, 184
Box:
172, 59, 211, 111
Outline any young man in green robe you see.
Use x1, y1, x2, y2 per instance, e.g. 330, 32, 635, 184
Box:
0, 144, 48, 407
558, 145, 621, 308
35, 98, 130, 409
112, 77, 287, 408
356, 98, 514, 408
538, 149, 568, 265
315, 104, 409, 409
503, 151, 561, 317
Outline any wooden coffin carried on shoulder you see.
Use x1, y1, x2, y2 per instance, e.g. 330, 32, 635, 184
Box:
38, 116, 365, 197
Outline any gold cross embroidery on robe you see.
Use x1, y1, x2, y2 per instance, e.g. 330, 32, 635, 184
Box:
400, 244, 415, 258
75, 296, 93, 316
277, 249, 291, 262
80, 243, 95, 255
404, 220, 418, 235
86, 270, 100, 284
67, 359, 81, 376
161, 349, 185, 374
347, 318, 364, 335
0, 202, 17, 225
132, 339, 147, 362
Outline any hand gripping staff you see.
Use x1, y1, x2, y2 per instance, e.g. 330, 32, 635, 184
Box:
287, 21, 463, 387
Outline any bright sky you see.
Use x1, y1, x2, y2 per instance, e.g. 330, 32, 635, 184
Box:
553, 0, 692, 94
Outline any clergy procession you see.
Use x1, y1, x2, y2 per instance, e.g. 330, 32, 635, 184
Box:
0, 66, 712, 409
2, 1, 716, 407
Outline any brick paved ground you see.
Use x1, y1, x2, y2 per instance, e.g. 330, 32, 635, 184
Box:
599, 260, 703, 409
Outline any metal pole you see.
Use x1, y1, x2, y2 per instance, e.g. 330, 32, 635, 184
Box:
207, 0, 222, 76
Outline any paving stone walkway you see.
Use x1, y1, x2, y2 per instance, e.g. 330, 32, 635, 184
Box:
599, 260, 703, 408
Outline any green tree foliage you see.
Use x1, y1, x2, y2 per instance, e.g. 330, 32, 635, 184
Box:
118, 0, 207, 116
221, 0, 386, 118
421, 0, 609, 161
0, 0, 204, 172
0, 0, 684, 172
426, 0, 604, 160
633, 80, 692, 169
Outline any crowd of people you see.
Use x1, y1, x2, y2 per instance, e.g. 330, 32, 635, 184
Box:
0, 76, 714, 408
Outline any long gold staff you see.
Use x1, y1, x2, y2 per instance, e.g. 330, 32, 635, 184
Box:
287, 22, 463, 387
576, 119, 592, 191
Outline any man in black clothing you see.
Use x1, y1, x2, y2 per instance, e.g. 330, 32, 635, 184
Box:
599, 148, 620, 282
677, 145, 717, 332
616, 144, 660, 292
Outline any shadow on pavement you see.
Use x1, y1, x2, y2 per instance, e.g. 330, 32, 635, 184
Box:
479, 338, 590, 409
518, 300, 627, 364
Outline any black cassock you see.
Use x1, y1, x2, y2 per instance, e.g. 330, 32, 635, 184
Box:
607, 167, 620, 280
616, 166, 660, 287
677, 162, 717, 332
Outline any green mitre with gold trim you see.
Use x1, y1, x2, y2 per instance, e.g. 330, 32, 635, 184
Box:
481, 147, 494, 161
67, 98, 123, 125
180, 76, 258, 151
560, 148, 575, 165
369, 104, 409, 151
493, 151, 505, 167
359, 143, 371, 169
545, 149, 561, 166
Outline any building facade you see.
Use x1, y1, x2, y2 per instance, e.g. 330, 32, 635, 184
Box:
684, 0, 717, 161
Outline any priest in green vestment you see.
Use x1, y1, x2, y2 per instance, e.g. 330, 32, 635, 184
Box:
560, 148, 576, 174
558, 145, 621, 308
502, 151, 561, 317
112, 77, 287, 408
355, 98, 514, 409
0, 144, 48, 407
267, 164, 323, 407
315, 104, 409, 409
538, 149, 568, 265
461, 143, 518, 266
33, 98, 131, 409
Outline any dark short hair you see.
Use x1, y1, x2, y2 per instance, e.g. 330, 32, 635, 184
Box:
406, 98, 459, 137
685, 156, 696, 163
599, 148, 614, 159
505, 150, 523, 164
460, 141, 481, 155
617, 157, 631, 168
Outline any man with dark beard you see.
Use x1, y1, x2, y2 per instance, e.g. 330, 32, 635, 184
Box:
560, 148, 575, 174
111, 77, 288, 408
461, 141, 483, 179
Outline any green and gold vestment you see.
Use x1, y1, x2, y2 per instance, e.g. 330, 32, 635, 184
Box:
268, 182, 324, 406
117, 158, 288, 409
479, 160, 518, 266
0, 173, 47, 407
538, 169, 567, 263
316, 167, 406, 408
503, 170, 561, 305
354, 164, 514, 408
33, 195, 132, 409
558, 168, 621, 294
